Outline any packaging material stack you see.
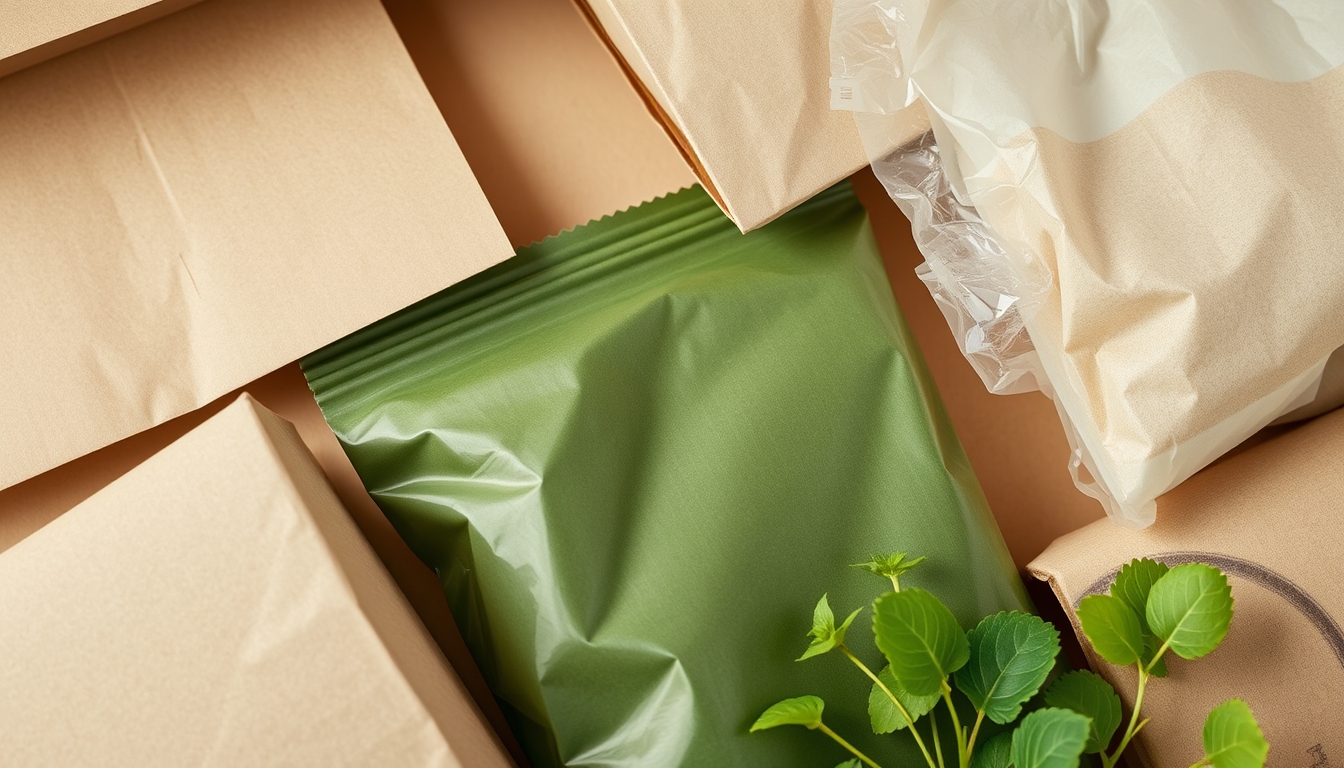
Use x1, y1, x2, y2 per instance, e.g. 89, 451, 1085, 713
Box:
2, 0, 1339, 766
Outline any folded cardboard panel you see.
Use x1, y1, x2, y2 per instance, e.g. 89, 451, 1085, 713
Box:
382, 0, 695, 248
575, 0, 927, 231
0, 0, 513, 492
0, 395, 512, 766
1029, 408, 1344, 766
0, 0, 205, 77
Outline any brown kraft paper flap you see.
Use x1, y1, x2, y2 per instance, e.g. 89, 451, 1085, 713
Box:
0, 0, 206, 78
0, 394, 513, 766
0, 0, 513, 492
573, 0, 927, 232
1028, 408, 1344, 768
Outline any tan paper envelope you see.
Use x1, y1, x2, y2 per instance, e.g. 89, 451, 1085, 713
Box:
0, 394, 513, 766
1029, 408, 1344, 767
574, 0, 927, 231
0, 0, 513, 492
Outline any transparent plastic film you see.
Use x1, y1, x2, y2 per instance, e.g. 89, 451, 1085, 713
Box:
831, 0, 1344, 527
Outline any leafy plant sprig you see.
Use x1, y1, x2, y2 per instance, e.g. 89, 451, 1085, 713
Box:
750, 554, 1268, 768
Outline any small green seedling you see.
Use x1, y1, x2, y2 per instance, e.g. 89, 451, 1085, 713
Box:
750, 554, 1267, 768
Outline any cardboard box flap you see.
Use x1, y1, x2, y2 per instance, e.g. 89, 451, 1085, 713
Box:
1029, 409, 1344, 767
0, 395, 512, 765
576, 0, 928, 231
0, 0, 513, 492
0, 0, 207, 78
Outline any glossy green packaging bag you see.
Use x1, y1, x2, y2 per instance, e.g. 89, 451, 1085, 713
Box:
304, 183, 1029, 767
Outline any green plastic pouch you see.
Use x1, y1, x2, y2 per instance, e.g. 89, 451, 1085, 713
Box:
304, 183, 1028, 767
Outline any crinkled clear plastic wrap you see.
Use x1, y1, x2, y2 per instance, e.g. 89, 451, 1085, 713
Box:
831, 0, 1344, 527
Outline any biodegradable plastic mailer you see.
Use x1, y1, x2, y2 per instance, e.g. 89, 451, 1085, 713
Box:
304, 183, 1031, 767
0, 395, 512, 767
831, 0, 1344, 526
575, 0, 927, 232
1029, 407, 1344, 767
0, 0, 512, 492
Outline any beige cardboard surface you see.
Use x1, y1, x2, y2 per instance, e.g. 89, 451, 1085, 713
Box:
382, 0, 694, 248
1029, 407, 1344, 767
576, 0, 928, 232
0, 0, 512, 492
0, 395, 512, 766
0, 364, 531, 766
0, 0, 205, 78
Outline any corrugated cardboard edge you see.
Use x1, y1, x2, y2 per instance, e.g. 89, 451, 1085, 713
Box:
243, 396, 515, 768
1027, 543, 1155, 768
0, 0, 206, 78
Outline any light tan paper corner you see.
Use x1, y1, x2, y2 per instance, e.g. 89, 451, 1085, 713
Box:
573, 0, 927, 232
0, 394, 513, 766
0, 0, 513, 493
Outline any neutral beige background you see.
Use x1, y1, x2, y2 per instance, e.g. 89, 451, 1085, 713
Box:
0, 0, 1102, 760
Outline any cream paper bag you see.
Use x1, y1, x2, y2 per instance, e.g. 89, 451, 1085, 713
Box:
1029, 407, 1344, 767
0, 395, 513, 766
0, 0, 512, 492
575, 0, 927, 231
832, 0, 1344, 526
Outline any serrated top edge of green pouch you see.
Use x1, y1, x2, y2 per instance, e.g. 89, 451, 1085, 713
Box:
301, 181, 862, 407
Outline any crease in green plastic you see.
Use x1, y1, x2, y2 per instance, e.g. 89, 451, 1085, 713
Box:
304, 183, 1028, 768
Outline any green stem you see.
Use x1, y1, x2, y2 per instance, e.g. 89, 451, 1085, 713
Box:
965, 710, 986, 765
841, 647, 938, 768
940, 683, 968, 768
930, 708, 946, 768
891, 575, 902, 593
1105, 662, 1153, 766
817, 722, 884, 768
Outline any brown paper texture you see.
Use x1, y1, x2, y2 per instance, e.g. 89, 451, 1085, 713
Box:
0, 0, 512, 492
1029, 408, 1344, 767
575, 0, 927, 232
0, 0, 205, 78
382, 0, 695, 248
0, 395, 513, 766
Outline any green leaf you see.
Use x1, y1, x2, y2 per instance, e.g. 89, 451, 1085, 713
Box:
853, 552, 927, 580
973, 730, 1015, 768
1044, 670, 1122, 754
836, 761, 863, 768
873, 588, 970, 697
1146, 564, 1234, 660
869, 665, 940, 733
1011, 708, 1091, 768
956, 612, 1061, 724
1111, 559, 1174, 674
1111, 558, 1169, 633
750, 696, 825, 732
799, 594, 862, 661
1076, 594, 1144, 666
1203, 699, 1268, 768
